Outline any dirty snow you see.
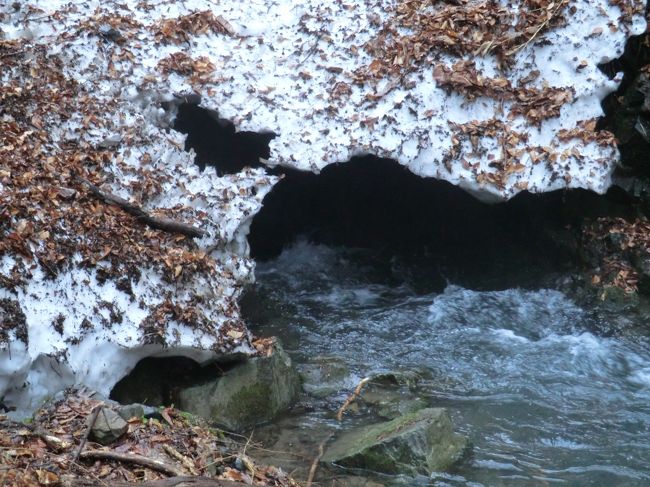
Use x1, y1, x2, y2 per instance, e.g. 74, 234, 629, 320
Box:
0, 0, 645, 413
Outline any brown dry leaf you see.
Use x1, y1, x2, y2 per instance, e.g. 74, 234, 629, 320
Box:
36, 469, 59, 485
154, 11, 236, 44
222, 467, 250, 483
160, 408, 174, 427
355, 0, 576, 83
434, 60, 573, 124
158, 52, 215, 83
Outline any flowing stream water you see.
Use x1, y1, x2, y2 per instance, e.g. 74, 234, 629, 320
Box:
242, 240, 650, 486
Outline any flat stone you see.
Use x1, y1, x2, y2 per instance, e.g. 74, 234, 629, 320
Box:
322, 408, 468, 475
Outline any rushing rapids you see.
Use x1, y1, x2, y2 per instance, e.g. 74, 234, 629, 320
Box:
242, 241, 650, 486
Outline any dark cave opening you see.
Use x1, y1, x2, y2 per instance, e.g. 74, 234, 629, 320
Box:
166, 96, 640, 291
109, 356, 240, 407
247, 156, 634, 290
598, 25, 650, 181
172, 100, 275, 175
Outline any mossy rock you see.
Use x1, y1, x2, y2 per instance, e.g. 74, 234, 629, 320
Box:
360, 370, 429, 419
322, 408, 467, 476
299, 356, 350, 398
178, 342, 300, 431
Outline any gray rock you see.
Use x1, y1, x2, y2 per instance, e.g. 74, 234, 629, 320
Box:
299, 356, 350, 398
631, 253, 650, 296
116, 404, 145, 421
360, 370, 429, 420
322, 408, 467, 475
89, 407, 128, 445
333, 476, 385, 487
178, 342, 301, 431
369, 370, 424, 391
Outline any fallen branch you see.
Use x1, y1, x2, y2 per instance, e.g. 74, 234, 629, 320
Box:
0, 50, 24, 59
75, 176, 207, 239
61, 476, 244, 487
336, 377, 370, 421
506, 0, 569, 56
305, 434, 332, 487
73, 405, 101, 463
163, 444, 199, 475
6, 421, 71, 453
79, 450, 186, 477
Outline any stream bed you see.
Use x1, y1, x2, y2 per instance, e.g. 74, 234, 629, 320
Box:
241, 240, 650, 486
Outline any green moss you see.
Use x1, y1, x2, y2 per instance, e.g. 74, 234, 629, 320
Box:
225, 383, 273, 424
322, 408, 468, 476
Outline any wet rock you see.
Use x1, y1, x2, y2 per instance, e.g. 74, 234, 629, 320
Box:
89, 407, 127, 445
322, 408, 467, 476
632, 253, 650, 296
374, 398, 429, 420
299, 356, 350, 398
178, 342, 300, 431
369, 370, 423, 391
356, 370, 430, 420
334, 476, 386, 487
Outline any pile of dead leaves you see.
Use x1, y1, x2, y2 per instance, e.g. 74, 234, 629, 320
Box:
359, 0, 643, 81
583, 217, 650, 294
158, 52, 216, 84
357, 0, 572, 81
445, 119, 531, 189
433, 61, 574, 125
153, 11, 236, 44
0, 390, 299, 487
557, 119, 618, 147
353, 0, 644, 136
0, 38, 214, 285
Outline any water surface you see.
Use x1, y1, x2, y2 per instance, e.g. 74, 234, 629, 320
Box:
243, 241, 650, 486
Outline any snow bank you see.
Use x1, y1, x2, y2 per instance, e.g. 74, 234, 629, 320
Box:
0, 0, 645, 413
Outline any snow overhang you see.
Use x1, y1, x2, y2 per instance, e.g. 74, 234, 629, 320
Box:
0, 0, 646, 412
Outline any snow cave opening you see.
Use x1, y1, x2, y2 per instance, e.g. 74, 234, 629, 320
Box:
172, 100, 275, 174
246, 156, 634, 291
109, 355, 242, 408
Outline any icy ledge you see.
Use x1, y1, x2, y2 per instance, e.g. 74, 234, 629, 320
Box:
0, 0, 645, 414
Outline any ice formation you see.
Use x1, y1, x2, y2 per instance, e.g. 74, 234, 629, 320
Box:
0, 0, 645, 413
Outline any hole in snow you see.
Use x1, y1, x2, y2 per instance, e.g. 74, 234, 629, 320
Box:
599, 29, 650, 179
172, 100, 275, 175
247, 155, 633, 291
109, 356, 240, 407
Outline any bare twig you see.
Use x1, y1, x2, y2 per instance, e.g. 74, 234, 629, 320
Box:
306, 434, 332, 487
73, 405, 101, 463
336, 377, 370, 421
75, 175, 207, 239
78, 450, 186, 477
0, 50, 25, 59
506, 0, 569, 55
12, 420, 72, 452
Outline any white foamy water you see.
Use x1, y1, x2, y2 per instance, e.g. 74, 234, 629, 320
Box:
244, 241, 650, 486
